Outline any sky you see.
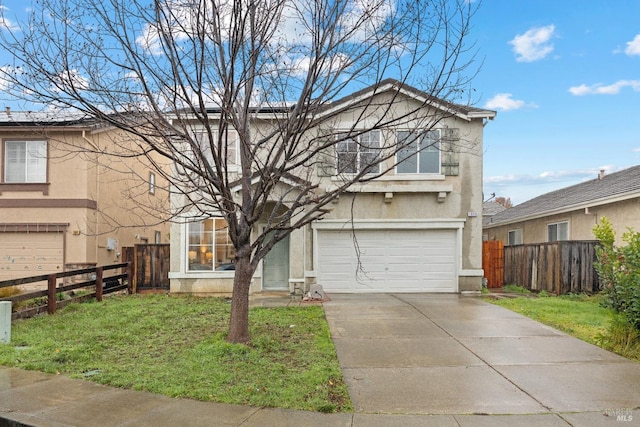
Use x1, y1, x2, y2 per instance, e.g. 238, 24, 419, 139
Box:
0, 0, 638, 206
472, 0, 640, 205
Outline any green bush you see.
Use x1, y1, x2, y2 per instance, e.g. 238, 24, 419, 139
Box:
596, 314, 640, 359
593, 218, 640, 331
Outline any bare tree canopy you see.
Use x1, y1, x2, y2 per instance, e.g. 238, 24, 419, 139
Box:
0, 0, 482, 343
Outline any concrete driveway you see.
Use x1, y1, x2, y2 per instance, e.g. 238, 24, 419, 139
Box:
324, 293, 640, 426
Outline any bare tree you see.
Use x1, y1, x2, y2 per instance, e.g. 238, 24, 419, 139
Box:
0, 0, 480, 343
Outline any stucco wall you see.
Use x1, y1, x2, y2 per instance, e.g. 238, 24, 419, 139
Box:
0, 126, 170, 279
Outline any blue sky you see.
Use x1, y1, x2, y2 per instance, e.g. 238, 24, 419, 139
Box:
0, 1, 638, 206
473, 0, 640, 205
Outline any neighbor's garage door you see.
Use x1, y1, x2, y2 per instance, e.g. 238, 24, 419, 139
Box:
317, 228, 457, 292
0, 232, 64, 281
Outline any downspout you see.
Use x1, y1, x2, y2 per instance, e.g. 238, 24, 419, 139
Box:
82, 130, 100, 266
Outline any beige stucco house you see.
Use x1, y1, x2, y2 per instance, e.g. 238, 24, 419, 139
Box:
484, 166, 640, 245
0, 110, 170, 282
169, 80, 496, 295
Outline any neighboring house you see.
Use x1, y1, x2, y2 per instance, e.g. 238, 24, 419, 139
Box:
0, 110, 170, 282
482, 200, 507, 229
484, 166, 640, 245
169, 80, 496, 294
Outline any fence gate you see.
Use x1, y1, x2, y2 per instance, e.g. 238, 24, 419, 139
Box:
482, 240, 504, 288
122, 244, 170, 292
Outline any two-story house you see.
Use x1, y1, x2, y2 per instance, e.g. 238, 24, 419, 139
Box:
0, 110, 169, 282
168, 80, 496, 295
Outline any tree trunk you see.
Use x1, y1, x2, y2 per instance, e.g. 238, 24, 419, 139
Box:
227, 250, 254, 344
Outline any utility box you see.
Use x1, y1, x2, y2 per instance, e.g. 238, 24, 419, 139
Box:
0, 301, 10, 344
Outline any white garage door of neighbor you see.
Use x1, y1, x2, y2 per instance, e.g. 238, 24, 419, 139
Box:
317, 228, 457, 292
0, 232, 64, 281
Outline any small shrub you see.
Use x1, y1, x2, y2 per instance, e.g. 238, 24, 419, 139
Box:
537, 290, 550, 298
596, 314, 640, 360
0, 286, 21, 299
593, 218, 640, 331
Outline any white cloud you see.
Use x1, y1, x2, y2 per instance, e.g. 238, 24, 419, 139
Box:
0, 10, 19, 32
509, 25, 555, 62
483, 167, 611, 205
138, 0, 394, 57
52, 69, 90, 92
625, 34, 640, 56
483, 93, 526, 111
569, 80, 640, 96
0, 65, 16, 91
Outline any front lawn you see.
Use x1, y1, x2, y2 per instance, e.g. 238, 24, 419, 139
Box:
0, 294, 352, 413
487, 293, 640, 362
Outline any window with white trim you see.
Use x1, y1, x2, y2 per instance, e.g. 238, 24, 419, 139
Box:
336, 130, 380, 174
396, 130, 441, 174
548, 221, 569, 242
508, 229, 523, 245
148, 171, 156, 194
194, 129, 238, 166
3, 140, 47, 183
187, 218, 235, 271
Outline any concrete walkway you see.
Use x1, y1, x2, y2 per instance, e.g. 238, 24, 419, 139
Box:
1, 293, 640, 426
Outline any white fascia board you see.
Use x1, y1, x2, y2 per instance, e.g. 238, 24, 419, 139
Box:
468, 110, 497, 120
167, 111, 290, 124
394, 86, 474, 122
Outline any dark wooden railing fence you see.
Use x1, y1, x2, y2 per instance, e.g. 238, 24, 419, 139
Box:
504, 241, 600, 295
0, 263, 131, 320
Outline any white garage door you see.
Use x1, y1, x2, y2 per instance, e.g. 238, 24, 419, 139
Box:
317, 228, 457, 293
0, 232, 64, 281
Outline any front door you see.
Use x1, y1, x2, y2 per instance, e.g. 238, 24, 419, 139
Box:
262, 233, 290, 291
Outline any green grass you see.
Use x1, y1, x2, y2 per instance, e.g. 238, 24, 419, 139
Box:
502, 284, 531, 294
488, 293, 640, 362
0, 294, 352, 412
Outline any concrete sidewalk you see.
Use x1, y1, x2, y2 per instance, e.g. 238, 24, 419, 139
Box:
1, 293, 639, 426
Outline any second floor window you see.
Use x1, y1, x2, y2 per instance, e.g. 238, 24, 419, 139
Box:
396, 130, 441, 174
148, 171, 156, 194
3, 140, 47, 183
194, 129, 238, 166
336, 130, 380, 174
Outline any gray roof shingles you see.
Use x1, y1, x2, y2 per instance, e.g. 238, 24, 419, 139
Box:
486, 165, 640, 226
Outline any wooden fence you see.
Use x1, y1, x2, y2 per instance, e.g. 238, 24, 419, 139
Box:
122, 244, 170, 292
482, 240, 504, 288
504, 241, 600, 295
0, 263, 131, 320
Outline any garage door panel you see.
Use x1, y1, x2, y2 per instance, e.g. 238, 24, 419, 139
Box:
0, 233, 64, 281
317, 228, 457, 293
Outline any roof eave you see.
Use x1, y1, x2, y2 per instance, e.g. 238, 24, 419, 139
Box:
484, 190, 640, 229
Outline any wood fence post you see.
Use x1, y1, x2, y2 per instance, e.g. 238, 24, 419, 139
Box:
95, 267, 103, 302
127, 262, 133, 294
47, 274, 57, 315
